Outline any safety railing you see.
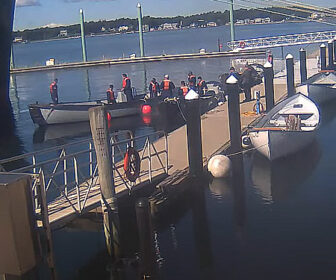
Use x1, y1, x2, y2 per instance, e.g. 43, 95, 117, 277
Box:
228, 30, 336, 51
0, 130, 168, 217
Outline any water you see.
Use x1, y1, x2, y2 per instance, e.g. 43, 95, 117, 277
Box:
6, 21, 336, 279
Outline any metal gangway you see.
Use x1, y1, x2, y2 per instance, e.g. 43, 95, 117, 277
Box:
228, 30, 336, 51
0, 130, 169, 229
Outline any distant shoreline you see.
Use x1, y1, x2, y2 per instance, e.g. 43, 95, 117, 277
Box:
15, 19, 312, 45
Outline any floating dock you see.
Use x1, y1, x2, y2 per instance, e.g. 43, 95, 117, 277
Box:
11, 49, 265, 74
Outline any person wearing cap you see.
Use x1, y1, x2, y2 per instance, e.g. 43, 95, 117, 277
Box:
49, 78, 58, 104
121, 73, 133, 102
188, 71, 196, 90
106, 84, 116, 104
197, 76, 207, 95
238, 63, 254, 102
149, 78, 160, 98
160, 74, 175, 99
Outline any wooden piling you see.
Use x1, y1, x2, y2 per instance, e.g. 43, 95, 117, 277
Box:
286, 54, 295, 97
320, 43, 327, 71
226, 75, 242, 154
135, 198, 155, 278
264, 61, 275, 112
185, 93, 203, 177
328, 40, 334, 69
88, 106, 120, 259
299, 48, 307, 83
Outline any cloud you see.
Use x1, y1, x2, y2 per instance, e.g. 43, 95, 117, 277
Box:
16, 0, 41, 7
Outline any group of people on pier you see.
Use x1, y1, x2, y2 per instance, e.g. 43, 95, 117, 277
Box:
49, 65, 260, 104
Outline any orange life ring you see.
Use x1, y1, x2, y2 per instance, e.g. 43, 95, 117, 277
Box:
123, 147, 141, 182
239, 41, 246, 48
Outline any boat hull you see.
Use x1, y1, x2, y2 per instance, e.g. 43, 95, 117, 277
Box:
29, 101, 143, 126
249, 129, 316, 161
296, 83, 336, 105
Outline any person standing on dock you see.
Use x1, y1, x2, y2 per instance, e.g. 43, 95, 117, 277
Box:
188, 71, 196, 90
106, 84, 116, 104
239, 63, 255, 102
49, 78, 58, 104
179, 81, 189, 97
197, 76, 207, 95
149, 78, 160, 98
121, 73, 133, 102
160, 74, 175, 99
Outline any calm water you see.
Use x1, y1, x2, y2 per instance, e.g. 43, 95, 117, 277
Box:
6, 21, 336, 279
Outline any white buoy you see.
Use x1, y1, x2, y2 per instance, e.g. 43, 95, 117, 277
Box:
207, 155, 231, 178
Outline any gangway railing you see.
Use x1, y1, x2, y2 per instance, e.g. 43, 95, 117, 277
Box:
228, 30, 336, 51
0, 130, 168, 218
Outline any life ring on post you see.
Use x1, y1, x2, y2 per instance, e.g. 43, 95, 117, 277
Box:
239, 41, 246, 49
123, 147, 141, 182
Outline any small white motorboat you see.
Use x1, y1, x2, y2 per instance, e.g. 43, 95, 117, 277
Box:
29, 98, 144, 126
296, 71, 336, 104
248, 93, 320, 161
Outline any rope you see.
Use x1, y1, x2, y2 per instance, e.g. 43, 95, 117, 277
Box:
176, 99, 187, 122
226, 143, 268, 157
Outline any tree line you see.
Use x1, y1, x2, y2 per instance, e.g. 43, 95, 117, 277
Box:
13, 7, 312, 42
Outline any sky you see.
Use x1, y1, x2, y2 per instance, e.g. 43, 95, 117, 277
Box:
14, 0, 333, 30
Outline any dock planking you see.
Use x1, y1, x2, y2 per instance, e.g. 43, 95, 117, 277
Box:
47, 61, 318, 227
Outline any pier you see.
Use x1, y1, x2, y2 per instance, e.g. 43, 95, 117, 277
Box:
10, 49, 265, 74
0, 56, 320, 229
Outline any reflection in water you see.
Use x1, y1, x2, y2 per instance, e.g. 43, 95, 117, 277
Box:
9, 74, 19, 116
251, 140, 321, 202
190, 179, 214, 278
209, 178, 232, 199
319, 99, 336, 127
33, 115, 148, 143
231, 154, 247, 243
84, 69, 92, 101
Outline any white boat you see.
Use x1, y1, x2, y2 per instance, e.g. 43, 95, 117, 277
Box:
296, 71, 336, 104
29, 99, 144, 126
248, 94, 320, 161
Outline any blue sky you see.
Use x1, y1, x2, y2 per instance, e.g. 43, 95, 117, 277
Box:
14, 0, 332, 30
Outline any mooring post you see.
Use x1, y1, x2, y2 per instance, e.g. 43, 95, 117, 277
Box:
88, 106, 120, 259
264, 61, 274, 112
320, 43, 326, 71
229, 0, 235, 42
79, 9, 88, 62
328, 40, 334, 69
299, 48, 307, 83
135, 198, 155, 278
137, 3, 145, 57
333, 39, 336, 63
185, 91, 203, 177
286, 54, 295, 97
226, 75, 241, 154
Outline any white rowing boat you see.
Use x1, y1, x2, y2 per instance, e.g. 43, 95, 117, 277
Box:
296, 71, 336, 104
248, 94, 320, 161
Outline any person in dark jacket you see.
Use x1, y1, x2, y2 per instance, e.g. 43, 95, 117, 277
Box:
121, 73, 133, 102
149, 78, 160, 98
49, 78, 58, 104
238, 64, 255, 102
188, 71, 196, 90
160, 74, 175, 99
197, 76, 207, 95
229, 66, 240, 80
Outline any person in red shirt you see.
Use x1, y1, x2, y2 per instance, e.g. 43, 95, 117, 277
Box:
121, 73, 133, 102
49, 78, 58, 104
188, 71, 196, 90
179, 81, 189, 97
160, 74, 175, 99
149, 78, 160, 98
106, 84, 116, 104
197, 76, 207, 95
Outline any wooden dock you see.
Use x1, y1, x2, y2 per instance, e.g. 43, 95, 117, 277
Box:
11, 49, 265, 74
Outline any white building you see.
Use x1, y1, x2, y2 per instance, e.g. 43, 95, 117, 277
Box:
162, 23, 179, 30
59, 30, 68, 37
207, 22, 217, 27
118, 25, 129, 32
